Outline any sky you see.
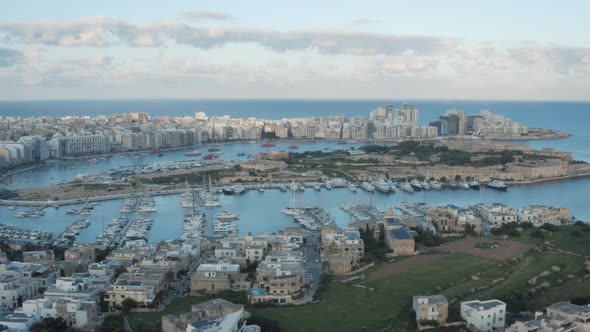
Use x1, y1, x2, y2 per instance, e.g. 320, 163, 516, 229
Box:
0, 0, 588, 101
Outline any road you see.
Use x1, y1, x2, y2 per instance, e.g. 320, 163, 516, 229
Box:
294, 232, 323, 304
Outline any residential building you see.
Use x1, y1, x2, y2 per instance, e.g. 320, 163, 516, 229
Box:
19, 298, 98, 329
413, 295, 449, 324
162, 298, 260, 332
385, 227, 415, 256
546, 302, 590, 330
103, 279, 156, 308
191, 262, 240, 294
0, 312, 36, 332
461, 300, 507, 331
518, 205, 571, 227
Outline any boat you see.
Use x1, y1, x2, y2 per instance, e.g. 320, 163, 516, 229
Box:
348, 184, 357, 193
325, 183, 332, 190
14, 212, 28, 218
237, 152, 246, 157
448, 181, 458, 189
65, 209, 77, 215
157, 153, 164, 157
261, 142, 276, 147
313, 184, 321, 191
208, 147, 222, 152
233, 185, 245, 195
429, 180, 442, 190
421, 181, 431, 190
459, 181, 470, 190
217, 211, 239, 221
373, 179, 390, 193
401, 182, 414, 193
222, 187, 234, 195
469, 180, 480, 190
289, 182, 300, 192
410, 179, 423, 191
289, 145, 299, 149
361, 182, 375, 192
7, 206, 17, 210
184, 151, 202, 157
486, 180, 508, 191
278, 185, 288, 192
152, 148, 162, 154
204, 200, 221, 207
203, 154, 219, 160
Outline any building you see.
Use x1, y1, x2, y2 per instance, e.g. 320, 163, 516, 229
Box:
57, 134, 111, 157
545, 302, 590, 330
103, 279, 156, 308
162, 298, 260, 332
22, 250, 55, 264
506, 311, 575, 332
19, 298, 98, 329
508, 159, 569, 180
475, 204, 518, 228
461, 300, 507, 332
64, 245, 97, 266
0, 312, 36, 332
43, 276, 107, 301
385, 227, 415, 256
413, 295, 449, 324
191, 262, 240, 294
517, 205, 571, 227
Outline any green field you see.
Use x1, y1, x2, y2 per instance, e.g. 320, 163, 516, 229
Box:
252, 253, 497, 332
517, 224, 590, 256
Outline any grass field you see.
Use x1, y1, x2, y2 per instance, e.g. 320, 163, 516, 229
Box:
252, 253, 497, 332
517, 224, 590, 256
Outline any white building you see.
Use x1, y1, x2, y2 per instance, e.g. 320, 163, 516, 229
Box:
0, 313, 36, 332
461, 300, 507, 332
18, 298, 98, 329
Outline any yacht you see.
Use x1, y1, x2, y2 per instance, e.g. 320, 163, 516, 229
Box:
7, 206, 16, 210
313, 184, 321, 191
421, 181, 431, 190
429, 180, 442, 190
348, 184, 357, 193
448, 181, 458, 189
233, 185, 246, 195
278, 185, 288, 192
469, 180, 480, 190
410, 179, 423, 191
65, 209, 77, 215
361, 182, 375, 192
204, 200, 221, 207
459, 181, 470, 190
401, 182, 414, 193
373, 179, 390, 193
325, 183, 332, 190
216, 211, 239, 222
486, 180, 508, 191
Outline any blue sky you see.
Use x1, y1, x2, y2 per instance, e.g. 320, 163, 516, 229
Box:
0, 0, 588, 100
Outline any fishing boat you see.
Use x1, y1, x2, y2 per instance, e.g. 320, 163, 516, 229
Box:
203, 154, 219, 160
208, 147, 222, 152
184, 151, 202, 157
289, 145, 299, 149
261, 142, 276, 147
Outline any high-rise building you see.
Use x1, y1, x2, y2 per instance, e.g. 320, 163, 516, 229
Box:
394, 104, 419, 126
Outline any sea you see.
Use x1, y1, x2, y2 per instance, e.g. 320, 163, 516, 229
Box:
0, 99, 589, 242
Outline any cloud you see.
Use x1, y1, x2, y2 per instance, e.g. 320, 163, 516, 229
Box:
0, 18, 460, 55
359, 56, 439, 74
510, 44, 590, 75
183, 11, 235, 21
351, 18, 381, 25
0, 47, 22, 67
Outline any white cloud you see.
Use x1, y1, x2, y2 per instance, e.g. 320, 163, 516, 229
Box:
183, 11, 235, 21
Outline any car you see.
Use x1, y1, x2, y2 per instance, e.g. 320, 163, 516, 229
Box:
315, 258, 319, 263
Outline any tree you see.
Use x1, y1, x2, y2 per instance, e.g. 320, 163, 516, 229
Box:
98, 315, 126, 332
30, 317, 69, 332
121, 298, 138, 313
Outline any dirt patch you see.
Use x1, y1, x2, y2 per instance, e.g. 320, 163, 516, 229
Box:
440, 238, 533, 261
367, 238, 533, 281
